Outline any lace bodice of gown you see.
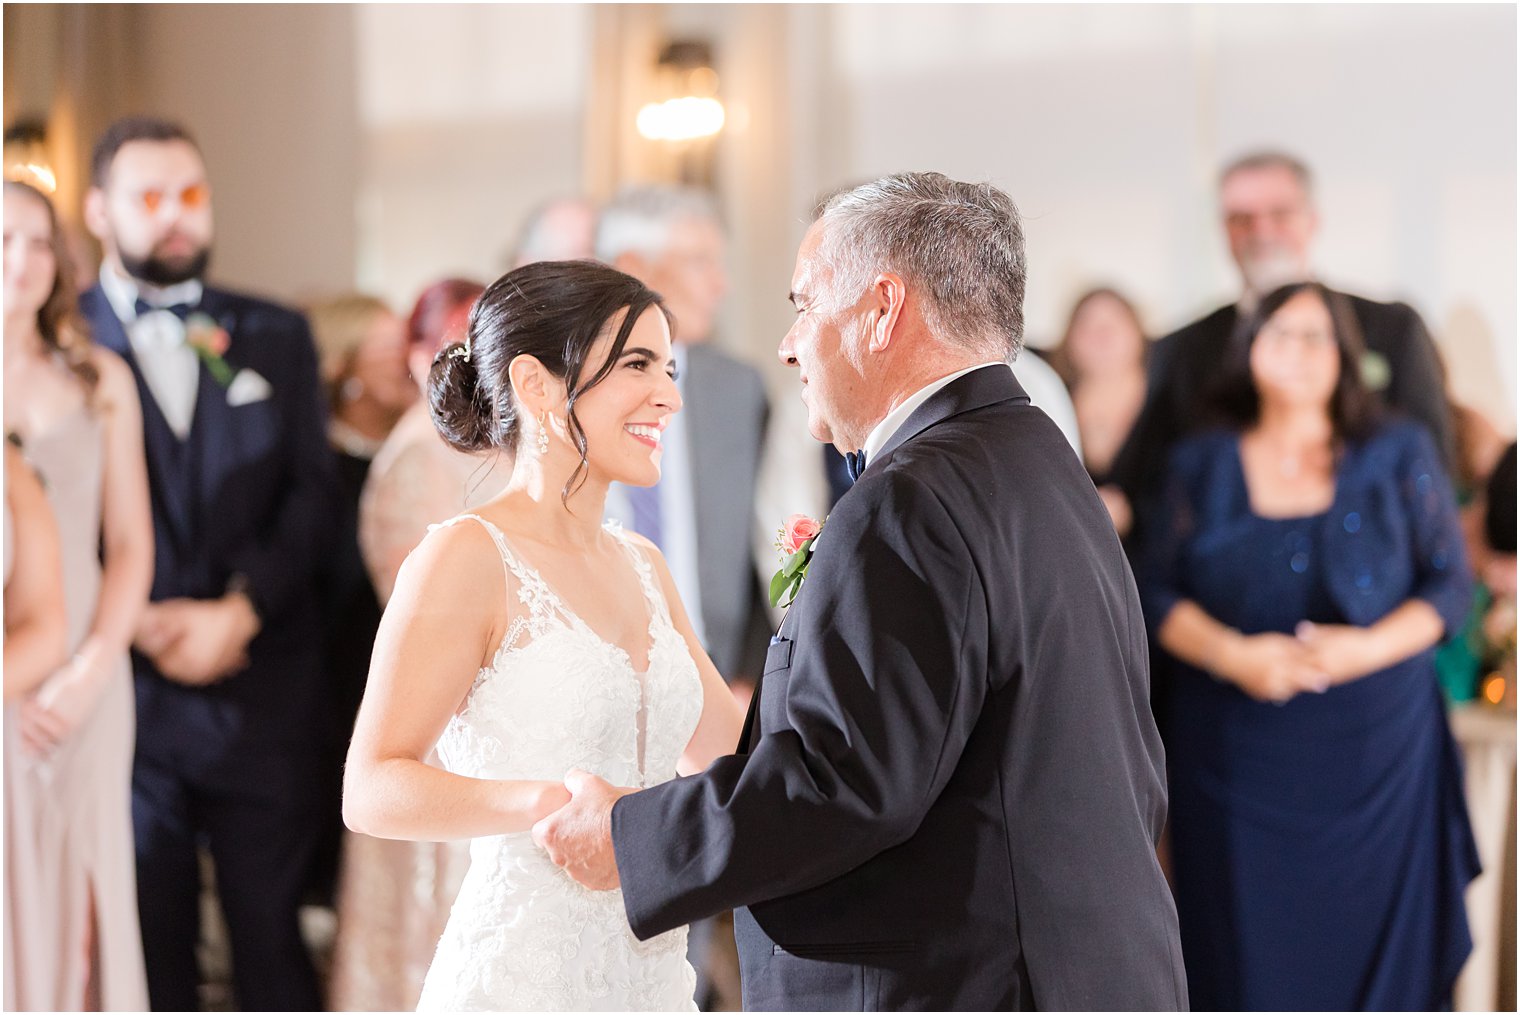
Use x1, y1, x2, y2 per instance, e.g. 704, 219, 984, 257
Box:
416, 514, 703, 1012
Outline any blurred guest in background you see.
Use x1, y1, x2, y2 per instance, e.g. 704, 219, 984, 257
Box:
330, 277, 496, 1012
4, 178, 154, 1010
511, 195, 597, 268
597, 184, 768, 1010
79, 116, 337, 1010
1050, 288, 1149, 531
1112, 151, 1455, 542
1137, 281, 1478, 1010
598, 185, 770, 688
305, 294, 416, 904
3, 441, 68, 702
356, 278, 497, 601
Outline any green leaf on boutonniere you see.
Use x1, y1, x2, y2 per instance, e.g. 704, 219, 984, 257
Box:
781, 542, 812, 578
769, 568, 794, 609
191, 345, 235, 387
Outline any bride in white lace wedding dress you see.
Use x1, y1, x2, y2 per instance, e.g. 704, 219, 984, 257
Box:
342, 263, 745, 1012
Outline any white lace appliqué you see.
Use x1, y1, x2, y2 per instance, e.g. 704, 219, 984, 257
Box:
416, 515, 702, 1012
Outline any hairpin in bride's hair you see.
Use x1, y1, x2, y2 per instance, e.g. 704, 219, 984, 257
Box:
447, 341, 471, 363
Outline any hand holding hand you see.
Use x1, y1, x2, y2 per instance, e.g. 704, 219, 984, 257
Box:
140, 594, 260, 686
1294, 621, 1379, 685
1217, 631, 1328, 704
531, 769, 633, 890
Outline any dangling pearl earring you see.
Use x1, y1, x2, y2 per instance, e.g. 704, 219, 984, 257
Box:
537, 411, 550, 456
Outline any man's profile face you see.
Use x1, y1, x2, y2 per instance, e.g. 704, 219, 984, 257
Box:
1220, 164, 1317, 295
642, 216, 727, 345
90, 139, 214, 287
779, 222, 873, 450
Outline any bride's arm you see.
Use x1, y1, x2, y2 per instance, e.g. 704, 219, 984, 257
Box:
623, 534, 746, 775
343, 520, 569, 840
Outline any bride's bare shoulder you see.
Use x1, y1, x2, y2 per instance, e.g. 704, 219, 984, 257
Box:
390, 514, 509, 606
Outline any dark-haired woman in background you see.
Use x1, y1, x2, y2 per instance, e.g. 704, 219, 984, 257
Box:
3, 180, 153, 1009
343, 261, 744, 1010
1051, 288, 1149, 483
1050, 288, 1150, 535
1137, 281, 1479, 1010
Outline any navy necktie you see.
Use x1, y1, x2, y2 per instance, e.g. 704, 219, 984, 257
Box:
134, 297, 194, 321
845, 449, 868, 481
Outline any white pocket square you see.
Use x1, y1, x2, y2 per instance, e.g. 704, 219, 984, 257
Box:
226, 369, 273, 406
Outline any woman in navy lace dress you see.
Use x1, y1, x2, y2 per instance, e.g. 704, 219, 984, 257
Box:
1138, 281, 1479, 1010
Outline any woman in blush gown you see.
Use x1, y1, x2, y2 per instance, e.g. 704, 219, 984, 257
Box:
343, 261, 744, 1011
327, 278, 502, 1011
3, 180, 154, 1011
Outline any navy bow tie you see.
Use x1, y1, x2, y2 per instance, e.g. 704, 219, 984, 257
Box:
134, 297, 194, 321
845, 449, 868, 481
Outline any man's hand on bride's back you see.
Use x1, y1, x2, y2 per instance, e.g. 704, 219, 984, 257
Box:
532, 768, 631, 890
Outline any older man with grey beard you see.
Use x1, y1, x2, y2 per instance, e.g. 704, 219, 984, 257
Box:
1106, 151, 1455, 543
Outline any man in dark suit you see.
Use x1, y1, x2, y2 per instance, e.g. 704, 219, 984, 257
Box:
1108, 151, 1454, 539
535, 172, 1187, 1010
80, 116, 335, 1011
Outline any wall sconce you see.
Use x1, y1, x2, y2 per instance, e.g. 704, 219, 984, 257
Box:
3, 119, 59, 194
636, 41, 725, 143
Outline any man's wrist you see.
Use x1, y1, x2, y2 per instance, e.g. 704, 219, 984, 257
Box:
223, 577, 263, 641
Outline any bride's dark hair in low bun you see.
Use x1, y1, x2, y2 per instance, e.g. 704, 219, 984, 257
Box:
428, 260, 671, 497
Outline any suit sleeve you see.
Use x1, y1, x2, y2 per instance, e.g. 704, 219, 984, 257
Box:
611, 469, 990, 939
225, 313, 339, 621
1378, 302, 1456, 473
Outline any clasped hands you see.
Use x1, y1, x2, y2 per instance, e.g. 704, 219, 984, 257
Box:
134, 591, 261, 687
1217, 622, 1379, 704
532, 769, 634, 890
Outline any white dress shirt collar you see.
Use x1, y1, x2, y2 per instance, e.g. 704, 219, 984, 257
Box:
859, 361, 1004, 472
99, 264, 203, 323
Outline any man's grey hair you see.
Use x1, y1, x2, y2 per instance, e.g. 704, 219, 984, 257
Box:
595, 184, 722, 263
813, 172, 1026, 359
1219, 150, 1315, 202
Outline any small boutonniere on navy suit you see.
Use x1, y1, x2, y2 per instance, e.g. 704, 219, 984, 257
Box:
184, 312, 235, 387
769, 513, 824, 609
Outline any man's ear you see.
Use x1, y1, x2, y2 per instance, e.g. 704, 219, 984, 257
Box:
867, 272, 908, 353
83, 188, 109, 243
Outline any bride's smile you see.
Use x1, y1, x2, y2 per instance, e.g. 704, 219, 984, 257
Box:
570, 305, 681, 490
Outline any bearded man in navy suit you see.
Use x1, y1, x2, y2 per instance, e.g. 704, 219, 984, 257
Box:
80, 116, 335, 1011
535, 173, 1187, 1010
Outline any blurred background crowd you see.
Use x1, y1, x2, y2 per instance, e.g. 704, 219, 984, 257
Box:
2, 4, 1515, 1012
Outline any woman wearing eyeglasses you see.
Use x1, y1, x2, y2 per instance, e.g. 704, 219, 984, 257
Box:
3, 179, 154, 1010
1137, 282, 1479, 1010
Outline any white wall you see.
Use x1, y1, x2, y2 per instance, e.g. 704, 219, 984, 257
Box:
354, 4, 590, 310
782, 4, 1516, 424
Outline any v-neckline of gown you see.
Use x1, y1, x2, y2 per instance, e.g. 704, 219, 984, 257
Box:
503, 524, 662, 676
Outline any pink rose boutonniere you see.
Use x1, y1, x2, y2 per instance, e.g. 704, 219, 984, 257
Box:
770, 513, 824, 609
185, 312, 234, 387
